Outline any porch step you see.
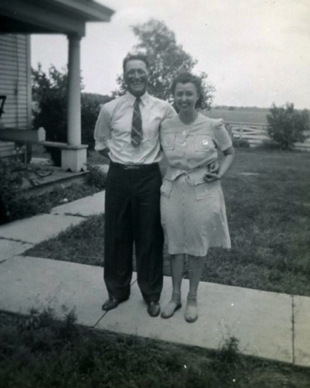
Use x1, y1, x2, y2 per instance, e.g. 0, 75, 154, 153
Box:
22, 167, 89, 197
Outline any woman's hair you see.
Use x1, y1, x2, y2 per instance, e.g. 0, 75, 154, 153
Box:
123, 53, 149, 73
171, 72, 203, 108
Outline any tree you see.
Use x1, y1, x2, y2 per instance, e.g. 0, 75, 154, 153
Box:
32, 64, 113, 165
267, 103, 309, 149
115, 19, 214, 110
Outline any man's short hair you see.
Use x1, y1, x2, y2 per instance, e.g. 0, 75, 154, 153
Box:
123, 54, 149, 73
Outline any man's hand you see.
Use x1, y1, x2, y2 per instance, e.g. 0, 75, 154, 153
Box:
98, 148, 110, 160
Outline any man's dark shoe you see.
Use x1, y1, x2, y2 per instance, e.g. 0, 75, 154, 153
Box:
102, 297, 128, 311
147, 301, 160, 317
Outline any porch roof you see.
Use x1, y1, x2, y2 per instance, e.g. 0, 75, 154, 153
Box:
0, 0, 114, 36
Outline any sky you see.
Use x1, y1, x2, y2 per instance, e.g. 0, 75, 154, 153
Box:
31, 0, 310, 109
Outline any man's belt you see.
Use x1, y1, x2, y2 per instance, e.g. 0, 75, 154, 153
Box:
111, 161, 158, 170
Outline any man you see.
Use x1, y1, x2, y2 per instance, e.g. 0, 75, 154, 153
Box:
94, 54, 176, 317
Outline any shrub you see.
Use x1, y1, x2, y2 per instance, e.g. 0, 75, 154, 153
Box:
32, 65, 113, 166
85, 164, 107, 190
267, 103, 309, 149
0, 159, 49, 224
0, 160, 23, 223
256, 140, 282, 150
0, 159, 100, 224
232, 137, 250, 148
32, 65, 67, 166
81, 93, 113, 152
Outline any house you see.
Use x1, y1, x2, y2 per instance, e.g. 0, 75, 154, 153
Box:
0, 0, 114, 171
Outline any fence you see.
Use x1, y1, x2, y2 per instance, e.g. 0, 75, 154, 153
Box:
226, 122, 310, 151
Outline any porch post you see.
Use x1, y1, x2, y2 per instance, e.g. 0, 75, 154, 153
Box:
67, 34, 81, 146
62, 34, 87, 172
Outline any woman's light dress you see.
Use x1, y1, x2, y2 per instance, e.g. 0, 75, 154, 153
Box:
160, 114, 232, 257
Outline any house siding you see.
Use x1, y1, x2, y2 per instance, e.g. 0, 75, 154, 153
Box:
0, 34, 30, 129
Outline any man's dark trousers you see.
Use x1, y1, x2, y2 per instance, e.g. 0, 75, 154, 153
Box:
104, 161, 164, 303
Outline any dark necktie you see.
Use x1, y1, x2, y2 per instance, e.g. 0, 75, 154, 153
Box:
131, 97, 143, 146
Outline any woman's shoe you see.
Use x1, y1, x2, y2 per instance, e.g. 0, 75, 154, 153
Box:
161, 301, 182, 319
185, 298, 198, 323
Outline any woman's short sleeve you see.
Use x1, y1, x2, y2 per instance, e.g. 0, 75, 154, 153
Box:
211, 119, 232, 151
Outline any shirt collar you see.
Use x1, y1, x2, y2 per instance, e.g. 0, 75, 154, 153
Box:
126, 91, 149, 107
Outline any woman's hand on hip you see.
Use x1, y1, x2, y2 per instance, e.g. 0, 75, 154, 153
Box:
204, 160, 221, 182
207, 160, 220, 174
204, 172, 222, 182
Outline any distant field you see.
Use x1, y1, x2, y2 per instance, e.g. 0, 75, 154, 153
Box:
204, 108, 268, 124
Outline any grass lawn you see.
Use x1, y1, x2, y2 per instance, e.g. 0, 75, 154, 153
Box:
25, 147, 310, 296
1, 309, 310, 388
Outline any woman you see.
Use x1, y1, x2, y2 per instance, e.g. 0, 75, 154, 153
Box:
160, 72, 235, 323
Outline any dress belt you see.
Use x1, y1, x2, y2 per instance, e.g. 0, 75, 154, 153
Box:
110, 161, 158, 170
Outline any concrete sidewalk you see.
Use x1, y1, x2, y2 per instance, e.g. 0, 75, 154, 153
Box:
0, 191, 309, 368
0, 191, 105, 246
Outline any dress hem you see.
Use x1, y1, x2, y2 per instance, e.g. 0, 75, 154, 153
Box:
167, 245, 231, 257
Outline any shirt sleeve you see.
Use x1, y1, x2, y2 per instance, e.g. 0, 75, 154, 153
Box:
211, 119, 232, 151
94, 105, 112, 151
164, 102, 176, 120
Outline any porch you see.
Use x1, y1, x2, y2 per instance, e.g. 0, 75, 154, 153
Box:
0, 0, 114, 172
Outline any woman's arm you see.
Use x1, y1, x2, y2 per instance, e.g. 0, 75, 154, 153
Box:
218, 146, 235, 178
204, 146, 235, 182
